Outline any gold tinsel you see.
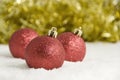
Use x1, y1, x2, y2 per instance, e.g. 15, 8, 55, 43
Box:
0, 0, 120, 44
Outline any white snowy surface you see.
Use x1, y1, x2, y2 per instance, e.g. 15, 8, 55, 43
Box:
0, 42, 120, 80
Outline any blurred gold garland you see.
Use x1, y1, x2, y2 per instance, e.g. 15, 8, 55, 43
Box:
0, 0, 120, 44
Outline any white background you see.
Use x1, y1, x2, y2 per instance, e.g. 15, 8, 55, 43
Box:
0, 42, 120, 80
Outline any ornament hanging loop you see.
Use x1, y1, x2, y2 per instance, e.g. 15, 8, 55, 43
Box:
48, 27, 58, 38
74, 27, 83, 37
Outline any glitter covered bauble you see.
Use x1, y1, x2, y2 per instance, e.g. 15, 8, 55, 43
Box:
9, 28, 38, 59
25, 27, 65, 70
57, 28, 86, 62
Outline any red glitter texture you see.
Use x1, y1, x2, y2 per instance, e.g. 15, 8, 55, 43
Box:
9, 28, 38, 59
25, 36, 65, 70
57, 32, 86, 62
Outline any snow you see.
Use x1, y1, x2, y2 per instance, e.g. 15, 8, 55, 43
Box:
0, 42, 120, 80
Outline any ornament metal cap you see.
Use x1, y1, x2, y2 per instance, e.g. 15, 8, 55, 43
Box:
74, 27, 83, 37
48, 27, 58, 38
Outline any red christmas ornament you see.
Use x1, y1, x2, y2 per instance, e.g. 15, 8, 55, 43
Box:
9, 28, 38, 59
25, 27, 65, 70
57, 28, 86, 62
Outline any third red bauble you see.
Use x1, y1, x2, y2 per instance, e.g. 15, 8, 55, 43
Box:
57, 29, 86, 62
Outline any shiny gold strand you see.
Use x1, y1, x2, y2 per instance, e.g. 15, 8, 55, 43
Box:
0, 0, 120, 43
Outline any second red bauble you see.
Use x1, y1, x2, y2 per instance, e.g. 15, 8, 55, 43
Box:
9, 28, 38, 59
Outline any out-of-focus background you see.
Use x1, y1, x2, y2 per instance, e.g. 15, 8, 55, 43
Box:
0, 1, 120, 80
0, 0, 120, 44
